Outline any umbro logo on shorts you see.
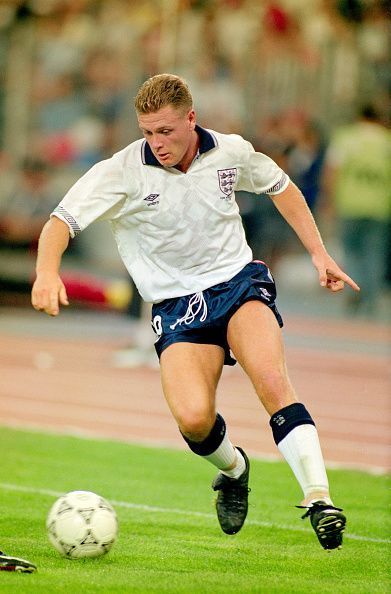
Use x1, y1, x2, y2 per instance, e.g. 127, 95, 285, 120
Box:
144, 193, 160, 206
259, 287, 272, 300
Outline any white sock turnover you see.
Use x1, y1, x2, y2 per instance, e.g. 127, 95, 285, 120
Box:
277, 424, 331, 503
203, 433, 246, 479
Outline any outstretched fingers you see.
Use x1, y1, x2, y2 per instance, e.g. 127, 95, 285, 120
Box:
323, 268, 360, 293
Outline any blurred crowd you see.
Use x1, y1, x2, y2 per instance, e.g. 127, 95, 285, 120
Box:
0, 0, 390, 318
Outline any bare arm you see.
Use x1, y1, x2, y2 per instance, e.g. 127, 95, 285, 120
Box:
31, 217, 71, 315
270, 181, 360, 292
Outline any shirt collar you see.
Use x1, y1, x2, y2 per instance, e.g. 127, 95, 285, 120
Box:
141, 125, 218, 167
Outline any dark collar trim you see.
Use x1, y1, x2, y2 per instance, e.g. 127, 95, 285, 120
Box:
196, 125, 218, 154
141, 125, 218, 167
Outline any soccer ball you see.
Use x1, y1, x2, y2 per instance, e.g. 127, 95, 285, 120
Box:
46, 490, 118, 559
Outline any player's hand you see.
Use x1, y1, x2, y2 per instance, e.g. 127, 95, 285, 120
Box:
31, 273, 69, 316
312, 255, 360, 293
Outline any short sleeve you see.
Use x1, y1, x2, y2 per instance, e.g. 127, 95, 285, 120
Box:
50, 157, 129, 237
236, 139, 290, 195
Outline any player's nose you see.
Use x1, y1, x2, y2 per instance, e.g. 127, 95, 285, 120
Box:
150, 135, 163, 150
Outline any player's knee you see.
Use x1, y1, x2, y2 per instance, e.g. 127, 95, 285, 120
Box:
181, 412, 226, 456
258, 368, 291, 400
178, 410, 215, 442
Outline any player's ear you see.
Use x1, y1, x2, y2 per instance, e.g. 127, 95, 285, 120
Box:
188, 109, 196, 130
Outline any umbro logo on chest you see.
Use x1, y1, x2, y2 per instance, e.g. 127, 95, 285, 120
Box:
144, 193, 160, 206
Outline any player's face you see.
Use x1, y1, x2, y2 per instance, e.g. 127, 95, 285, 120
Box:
138, 105, 198, 171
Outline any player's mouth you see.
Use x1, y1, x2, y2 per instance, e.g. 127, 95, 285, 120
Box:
157, 152, 170, 162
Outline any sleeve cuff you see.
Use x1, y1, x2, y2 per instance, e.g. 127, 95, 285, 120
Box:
265, 172, 290, 195
50, 207, 81, 238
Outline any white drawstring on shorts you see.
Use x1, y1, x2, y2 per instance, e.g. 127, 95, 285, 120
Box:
169, 291, 208, 330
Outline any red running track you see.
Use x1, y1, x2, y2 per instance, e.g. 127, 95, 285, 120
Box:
0, 314, 389, 473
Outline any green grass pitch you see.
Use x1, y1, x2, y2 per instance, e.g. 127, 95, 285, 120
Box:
0, 427, 389, 594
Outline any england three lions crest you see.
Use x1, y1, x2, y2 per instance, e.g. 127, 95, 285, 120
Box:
218, 168, 237, 197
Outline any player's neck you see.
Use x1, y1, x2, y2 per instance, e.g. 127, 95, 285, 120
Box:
175, 130, 200, 173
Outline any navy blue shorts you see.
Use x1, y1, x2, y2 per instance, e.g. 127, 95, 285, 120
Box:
151, 261, 283, 366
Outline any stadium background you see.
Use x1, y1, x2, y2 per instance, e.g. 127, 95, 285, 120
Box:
0, 0, 389, 474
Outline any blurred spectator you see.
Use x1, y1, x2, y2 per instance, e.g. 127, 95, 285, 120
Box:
282, 112, 327, 212
33, 72, 87, 135
187, 57, 245, 133
358, 1, 390, 117
215, 0, 260, 84
83, 48, 129, 156
246, 1, 319, 132
0, 151, 15, 205
323, 104, 391, 315
0, 157, 58, 250
31, 71, 95, 167
336, 0, 365, 23
302, 0, 361, 124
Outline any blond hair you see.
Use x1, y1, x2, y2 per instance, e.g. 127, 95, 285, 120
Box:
134, 74, 193, 115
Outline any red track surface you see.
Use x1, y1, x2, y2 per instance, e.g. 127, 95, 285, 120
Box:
1, 314, 389, 473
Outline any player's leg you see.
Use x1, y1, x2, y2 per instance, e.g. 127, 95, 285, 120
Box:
159, 342, 250, 534
227, 300, 346, 548
227, 300, 328, 500
160, 342, 223, 441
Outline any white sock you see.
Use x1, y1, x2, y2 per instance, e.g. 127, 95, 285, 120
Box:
277, 424, 331, 502
203, 433, 246, 479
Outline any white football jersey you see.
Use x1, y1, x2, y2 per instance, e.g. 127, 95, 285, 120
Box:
52, 126, 289, 303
